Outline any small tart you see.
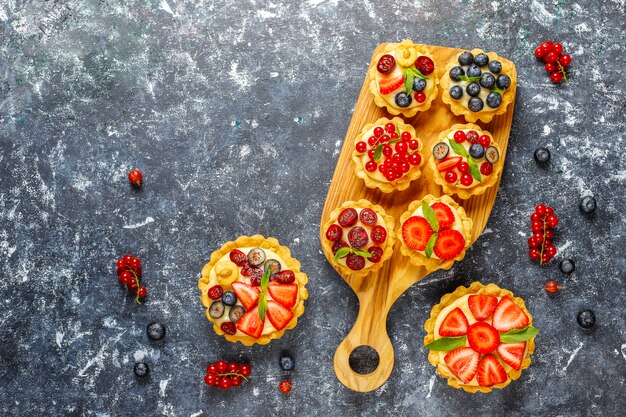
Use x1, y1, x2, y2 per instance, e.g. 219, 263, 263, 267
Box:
321, 199, 395, 278
424, 281, 536, 393
198, 235, 309, 346
397, 195, 472, 272
368, 40, 440, 118
441, 49, 516, 123
352, 117, 425, 193
429, 123, 503, 199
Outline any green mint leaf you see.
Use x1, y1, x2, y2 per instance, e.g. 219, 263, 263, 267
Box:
425, 336, 467, 351
459, 75, 481, 82
333, 247, 352, 262
373, 144, 383, 162
260, 266, 271, 293
424, 233, 437, 259
467, 157, 482, 182
500, 326, 539, 343
258, 293, 267, 321
408, 67, 428, 80
351, 248, 373, 258
403, 69, 414, 95
448, 138, 469, 158
421, 201, 439, 233
492, 86, 504, 94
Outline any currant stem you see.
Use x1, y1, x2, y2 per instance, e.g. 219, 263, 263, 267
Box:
557, 61, 568, 83
217, 371, 248, 382
539, 216, 548, 265
128, 267, 142, 304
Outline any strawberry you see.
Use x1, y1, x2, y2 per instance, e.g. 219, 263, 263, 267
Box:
492, 296, 529, 332
378, 74, 404, 95
467, 322, 500, 354
444, 347, 480, 384
433, 229, 465, 260
267, 282, 298, 309
436, 156, 462, 172
477, 354, 508, 387
236, 305, 265, 338
266, 300, 294, 331
402, 216, 433, 251
232, 282, 260, 310
496, 342, 526, 370
468, 294, 499, 320
431, 202, 455, 230
438, 307, 469, 337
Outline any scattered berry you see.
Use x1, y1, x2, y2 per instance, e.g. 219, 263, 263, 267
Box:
279, 380, 292, 394
577, 310, 595, 329
579, 196, 596, 214
559, 259, 575, 274
128, 169, 143, 187
534, 147, 550, 164
279, 352, 295, 372
134, 362, 149, 378
544, 280, 559, 294
147, 322, 166, 341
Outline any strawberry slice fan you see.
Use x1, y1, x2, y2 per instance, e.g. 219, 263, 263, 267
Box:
319, 42, 516, 392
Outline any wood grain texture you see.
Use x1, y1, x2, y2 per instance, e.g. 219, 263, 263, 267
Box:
319, 43, 517, 392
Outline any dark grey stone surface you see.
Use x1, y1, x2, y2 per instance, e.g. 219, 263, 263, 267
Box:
0, 0, 624, 416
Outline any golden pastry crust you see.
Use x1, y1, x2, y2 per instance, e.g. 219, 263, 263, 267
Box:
441, 49, 516, 123
397, 195, 472, 272
198, 235, 309, 346
423, 281, 536, 393
368, 40, 440, 118
352, 117, 424, 193
321, 199, 395, 278
428, 123, 503, 200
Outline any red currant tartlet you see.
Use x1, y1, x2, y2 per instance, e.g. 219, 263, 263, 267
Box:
429, 124, 503, 199
198, 235, 309, 346
369, 40, 440, 117
321, 199, 395, 278
352, 117, 425, 193
424, 282, 537, 393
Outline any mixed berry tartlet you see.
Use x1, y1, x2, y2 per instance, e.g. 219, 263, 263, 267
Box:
321, 199, 395, 278
424, 282, 537, 393
441, 49, 515, 123
397, 195, 472, 272
352, 117, 425, 193
198, 235, 308, 346
429, 124, 503, 199
368, 40, 439, 117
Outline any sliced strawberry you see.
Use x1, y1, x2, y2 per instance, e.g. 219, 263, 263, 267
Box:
477, 354, 508, 387
467, 322, 500, 354
266, 300, 294, 331
236, 305, 265, 338
402, 216, 433, 251
267, 282, 298, 309
431, 202, 455, 230
468, 294, 499, 320
492, 296, 529, 332
231, 282, 261, 310
378, 74, 404, 95
433, 229, 465, 260
444, 347, 480, 384
438, 307, 469, 337
436, 156, 462, 172
497, 342, 526, 371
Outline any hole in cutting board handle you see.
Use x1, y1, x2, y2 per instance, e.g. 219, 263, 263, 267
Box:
349, 345, 380, 375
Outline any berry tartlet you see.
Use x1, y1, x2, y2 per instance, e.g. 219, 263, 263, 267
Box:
368, 40, 439, 117
424, 282, 537, 393
429, 124, 503, 199
352, 117, 425, 193
198, 235, 308, 346
398, 195, 472, 272
441, 49, 515, 123
321, 199, 395, 278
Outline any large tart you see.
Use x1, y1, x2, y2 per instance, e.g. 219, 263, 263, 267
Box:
198, 235, 308, 346
424, 282, 537, 393
441, 49, 515, 123
352, 117, 425, 193
429, 124, 503, 199
368, 40, 439, 118
398, 195, 472, 272
321, 199, 395, 278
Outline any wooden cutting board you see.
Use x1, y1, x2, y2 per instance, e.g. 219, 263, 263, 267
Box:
319, 43, 517, 392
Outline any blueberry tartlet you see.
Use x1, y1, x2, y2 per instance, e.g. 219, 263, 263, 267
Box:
368, 40, 439, 117
321, 199, 395, 278
441, 49, 516, 123
352, 117, 425, 193
429, 124, 503, 199
424, 282, 537, 393
198, 235, 309, 346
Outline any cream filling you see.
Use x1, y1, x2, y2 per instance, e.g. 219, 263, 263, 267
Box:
333, 208, 387, 269
359, 125, 416, 182
437, 129, 494, 189
376, 50, 436, 109
409, 203, 463, 260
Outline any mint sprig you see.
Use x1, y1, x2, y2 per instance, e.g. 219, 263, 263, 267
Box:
467, 158, 482, 182
448, 138, 468, 158
333, 247, 373, 262
424, 233, 438, 259
373, 139, 400, 162
401, 67, 428, 94
258, 267, 271, 320
425, 336, 467, 351
448, 138, 481, 182
421, 201, 439, 232
500, 326, 539, 343
459, 75, 481, 82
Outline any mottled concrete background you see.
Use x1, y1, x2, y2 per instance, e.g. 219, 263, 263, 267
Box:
0, 0, 624, 416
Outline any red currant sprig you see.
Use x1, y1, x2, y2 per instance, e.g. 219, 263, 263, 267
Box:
116, 254, 147, 303
204, 360, 251, 390
528, 204, 558, 265
534, 41, 571, 84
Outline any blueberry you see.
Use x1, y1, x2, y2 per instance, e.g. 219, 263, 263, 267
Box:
458, 51, 474, 66
412, 77, 426, 92
486, 92, 502, 108
579, 196, 597, 214
474, 53, 489, 67
221, 290, 237, 306
395, 92, 412, 107
147, 322, 166, 341
279, 352, 295, 371
479, 73, 495, 89
466, 64, 482, 78
468, 97, 484, 112
449, 85, 463, 100
577, 310, 595, 329
264, 259, 281, 276
449, 66, 465, 81
534, 147, 550, 164
134, 362, 150, 378
559, 259, 575, 274
209, 301, 225, 319
229, 305, 246, 323
496, 74, 511, 89
469, 143, 485, 159
488, 60, 502, 74
247, 248, 266, 266
466, 82, 481, 97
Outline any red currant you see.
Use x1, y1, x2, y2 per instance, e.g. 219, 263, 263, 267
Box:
453, 130, 466, 143
116, 259, 126, 269
540, 41, 553, 52
445, 171, 457, 183
207, 364, 217, 374
460, 173, 473, 186
382, 145, 392, 157
239, 363, 251, 377
123, 254, 133, 264
228, 362, 240, 373
408, 139, 419, 150
400, 161, 410, 173
229, 249, 247, 266
401, 131, 411, 141
546, 215, 559, 228
368, 149, 375, 159
545, 229, 554, 239
365, 161, 377, 172
535, 204, 546, 216
355, 141, 367, 153
550, 71, 563, 83
220, 322, 236, 335
408, 153, 421, 166
544, 51, 559, 63
395, 141, 408, 154
545, 206, 554, 216
542, 253, 552, 264
380, 134, 390, 143
458, 161, 470, 174
368, 136, 376, 146
414, 91, 426, 103
127, 279, 138, 290
528, 237, 539, 248
216, 360, 228, 373
545, 280, 559, 294
219, 377, 232, 390
128, 169, 143, 187
204, 373, 217, 386
129, 257, 141, 270
478, 135, 491, 147
120, 270, 133, 284
137, 287, 147, 298
390, 132, 399, 139
279, 380, 292, 394
230, 375, 242, 386
546, 245, 557, 257
466, 130, 479, 143
480, 161, 493, 175
559, 54, 571, 67
531, 221, 543, 232
552, 43, 563, 55
534, 46, 546, 59
529, 249, 540, 260
545, 62, 558, 73
385, 123, 395, 133
373, 127, 384, 138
